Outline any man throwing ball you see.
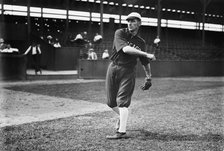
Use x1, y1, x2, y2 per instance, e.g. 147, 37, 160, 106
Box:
105, 12, 159, 139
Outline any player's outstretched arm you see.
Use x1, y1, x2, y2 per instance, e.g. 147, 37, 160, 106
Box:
122, 46, 155, 60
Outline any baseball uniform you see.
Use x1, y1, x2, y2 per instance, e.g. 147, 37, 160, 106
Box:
106, 28, 149, 108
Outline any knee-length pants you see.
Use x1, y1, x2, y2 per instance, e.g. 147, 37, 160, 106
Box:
106, 62, 136, 108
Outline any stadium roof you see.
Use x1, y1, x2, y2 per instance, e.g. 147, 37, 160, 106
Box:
110, 0, 224, 15
3, 0, 224, 16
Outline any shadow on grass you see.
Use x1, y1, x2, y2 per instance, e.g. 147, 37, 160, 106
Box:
130, 129, 224, 142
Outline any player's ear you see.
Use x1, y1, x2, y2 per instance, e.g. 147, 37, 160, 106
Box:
138, 20, 141, 26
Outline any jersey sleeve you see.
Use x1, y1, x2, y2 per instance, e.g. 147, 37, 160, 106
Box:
139, 42, 150, 66
114, 29, 129, 52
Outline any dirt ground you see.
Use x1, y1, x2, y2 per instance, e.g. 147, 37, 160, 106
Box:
0, 77, 223, 151
0, 79, 107, 127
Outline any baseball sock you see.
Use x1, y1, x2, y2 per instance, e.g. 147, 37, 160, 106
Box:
118, 107, 128, 133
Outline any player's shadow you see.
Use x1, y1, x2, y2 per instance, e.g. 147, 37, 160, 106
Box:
130, 129, 224, 142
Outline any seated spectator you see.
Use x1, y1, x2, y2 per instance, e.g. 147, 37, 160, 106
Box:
53, 39, 61, 48
87, 48, 98, 60
71, 31, 89, 45
0, 38, 7, 50
0, 38, 19, 53
47, 35, 54, 45
82, 31, 88, 40
102, 49, 109, 59
93, 33, 103, 44
74, 33, 83, 41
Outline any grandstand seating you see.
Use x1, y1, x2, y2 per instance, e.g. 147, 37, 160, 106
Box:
2, 18, 223, 61
92, 25, 224, 61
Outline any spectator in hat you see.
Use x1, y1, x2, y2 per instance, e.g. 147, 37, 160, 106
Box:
47, 35, 54, 45
87, 48, 98, 60
0, 38, 19, 53
0, 38, 7, 51
53, 38, 61, 48
93, 33, 103, 44
102, 49, 109, 59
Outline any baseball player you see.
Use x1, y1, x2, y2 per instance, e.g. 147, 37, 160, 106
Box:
106, 12, 159, 139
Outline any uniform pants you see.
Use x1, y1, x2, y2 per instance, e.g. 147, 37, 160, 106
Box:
106, 62, 136, 108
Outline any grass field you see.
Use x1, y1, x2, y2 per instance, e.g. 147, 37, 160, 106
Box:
0, 77, 224, 151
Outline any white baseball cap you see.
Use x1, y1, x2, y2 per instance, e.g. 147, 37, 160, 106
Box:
126, 12, 142, 21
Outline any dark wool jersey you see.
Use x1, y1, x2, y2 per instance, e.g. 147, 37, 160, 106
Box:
110, 28, 149, 67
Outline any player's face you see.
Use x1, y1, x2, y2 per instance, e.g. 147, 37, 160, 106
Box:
127, 18, 141, 32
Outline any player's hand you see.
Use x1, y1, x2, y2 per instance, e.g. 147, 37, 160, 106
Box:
141, 78, 152, 90
146, 53, 156, 60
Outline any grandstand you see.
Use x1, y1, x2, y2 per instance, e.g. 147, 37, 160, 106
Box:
0, 0, 224, 80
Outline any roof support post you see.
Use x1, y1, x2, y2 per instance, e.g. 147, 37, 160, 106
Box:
64, 0, 69, 45
119, 1, 122, 28
27, 0, 31, 43
201, 0, 212, 47
100, 0, 103, 37
65, 0, 69, 34
40, 0, 44, 38
202, 0, 206, 47
88, 0, 93, 37
0, 0, 4, 38
0, 0, 4, 22
157, 0, 162, 38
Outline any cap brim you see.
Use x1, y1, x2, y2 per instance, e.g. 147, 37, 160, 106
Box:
126, 17, 141, 21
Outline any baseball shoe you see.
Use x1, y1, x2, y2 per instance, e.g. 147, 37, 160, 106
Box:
106, 132, 128, 139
